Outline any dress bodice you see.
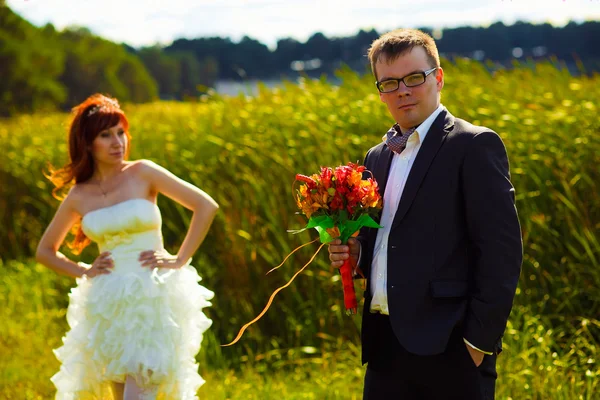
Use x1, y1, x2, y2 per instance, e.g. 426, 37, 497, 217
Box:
81, 198, 163, 255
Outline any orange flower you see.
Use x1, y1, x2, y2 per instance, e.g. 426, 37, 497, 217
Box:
326, 226, 341, 238
347, 169, 362, 187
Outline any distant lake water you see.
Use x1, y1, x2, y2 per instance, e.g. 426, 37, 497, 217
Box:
214, 80, 286, 96
214, 77, 343, 96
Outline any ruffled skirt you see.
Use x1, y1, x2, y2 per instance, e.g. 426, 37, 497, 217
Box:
51, 264, 214, 399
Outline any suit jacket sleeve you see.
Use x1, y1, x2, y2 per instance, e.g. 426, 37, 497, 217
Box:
461, 130, 523, 353
356, 148, 376, 280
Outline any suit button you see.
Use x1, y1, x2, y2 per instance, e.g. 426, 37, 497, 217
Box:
391, 285, 395, 289
391, 245, 397, 249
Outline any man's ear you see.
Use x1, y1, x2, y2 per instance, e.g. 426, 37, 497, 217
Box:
436, 67, 445, 91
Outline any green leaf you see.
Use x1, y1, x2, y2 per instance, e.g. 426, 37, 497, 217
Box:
342, 221, 361, 242
358, 214, 383, 229
306, 215, 334, 229
335, 214, 383, 243
314, 225, 335, 243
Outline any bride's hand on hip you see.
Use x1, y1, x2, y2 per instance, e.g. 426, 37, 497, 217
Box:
83, 252, 114, 278
138, 249, 182, 269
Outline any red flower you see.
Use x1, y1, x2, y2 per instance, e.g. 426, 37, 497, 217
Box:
296, 174, 317, 190
319, 167, 333, 189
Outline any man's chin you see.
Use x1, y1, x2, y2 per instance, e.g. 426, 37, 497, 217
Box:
395, 118, 419, 130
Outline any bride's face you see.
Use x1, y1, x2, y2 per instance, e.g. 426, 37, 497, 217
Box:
91, 122, 128, 164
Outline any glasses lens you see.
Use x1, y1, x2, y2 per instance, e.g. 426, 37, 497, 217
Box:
379, 80, 399, 93
404, 73, 425, 87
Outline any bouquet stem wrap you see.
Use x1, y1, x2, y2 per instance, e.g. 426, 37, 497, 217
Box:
340, 257, 357, 315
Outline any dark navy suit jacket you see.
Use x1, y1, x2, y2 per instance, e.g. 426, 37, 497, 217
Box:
357, 108, 523, 365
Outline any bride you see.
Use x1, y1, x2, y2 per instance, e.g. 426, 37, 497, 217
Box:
36, 93, 218, 399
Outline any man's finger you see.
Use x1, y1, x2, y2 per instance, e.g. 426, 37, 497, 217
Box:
329, 244, 349, 251
329, 253, 349, 262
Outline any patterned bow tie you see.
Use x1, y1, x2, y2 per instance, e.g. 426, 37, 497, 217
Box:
385, 125, 416, 154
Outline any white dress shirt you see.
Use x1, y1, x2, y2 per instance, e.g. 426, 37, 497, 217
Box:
369, 105, 444, 314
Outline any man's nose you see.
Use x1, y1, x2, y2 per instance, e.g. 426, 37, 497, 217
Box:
396, 82, 411, 96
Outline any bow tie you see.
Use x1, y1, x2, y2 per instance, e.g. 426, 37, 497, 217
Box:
385, 124, 416, 154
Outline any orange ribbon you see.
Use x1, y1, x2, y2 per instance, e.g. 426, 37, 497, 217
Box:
222, 241, 326, 347
266, 237, 320, 275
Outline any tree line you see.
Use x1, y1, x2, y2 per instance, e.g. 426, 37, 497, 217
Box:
1, 3, 599, 116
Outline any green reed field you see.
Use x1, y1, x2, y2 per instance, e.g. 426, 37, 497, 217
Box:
1, 60, 599, 399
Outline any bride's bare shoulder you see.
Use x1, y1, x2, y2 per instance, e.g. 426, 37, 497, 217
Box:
125, 159, 168, 179
60, 184, 89, 215
124, 159, 160, 173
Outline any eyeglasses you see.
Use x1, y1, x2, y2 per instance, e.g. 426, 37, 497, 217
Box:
375, 67, 438, 93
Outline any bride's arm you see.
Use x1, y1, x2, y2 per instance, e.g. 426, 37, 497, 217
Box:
35, 191, 98, 278
138, 160, 219, 267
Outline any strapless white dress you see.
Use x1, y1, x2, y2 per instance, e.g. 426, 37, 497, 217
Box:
51, 199, 214, 399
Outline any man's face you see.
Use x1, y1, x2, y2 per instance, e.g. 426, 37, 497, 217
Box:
375, 46, 444, 131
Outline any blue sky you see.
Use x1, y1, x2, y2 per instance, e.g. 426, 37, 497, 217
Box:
7, 0, 600, 49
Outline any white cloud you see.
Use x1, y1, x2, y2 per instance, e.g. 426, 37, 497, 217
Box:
6, 0, 600, 48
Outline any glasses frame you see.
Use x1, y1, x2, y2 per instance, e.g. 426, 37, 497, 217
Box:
375, 67, 438, 93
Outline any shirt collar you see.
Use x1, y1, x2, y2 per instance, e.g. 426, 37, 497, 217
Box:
410, 104, 444, 144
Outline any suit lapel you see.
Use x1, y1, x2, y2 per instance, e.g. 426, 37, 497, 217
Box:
391, 109, 455, 230
372, 145, 394, 223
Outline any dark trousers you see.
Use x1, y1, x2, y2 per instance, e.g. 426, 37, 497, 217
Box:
363, 313, 496, 400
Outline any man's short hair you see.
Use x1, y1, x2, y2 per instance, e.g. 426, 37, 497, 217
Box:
368, 29, 440, 80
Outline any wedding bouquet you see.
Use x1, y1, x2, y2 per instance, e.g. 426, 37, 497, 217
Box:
223, 163, 383, 346
292, 162, 383, 314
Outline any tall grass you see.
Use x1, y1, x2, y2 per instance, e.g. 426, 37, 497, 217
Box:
0, 60, 599, 397
1, 259, 597, 398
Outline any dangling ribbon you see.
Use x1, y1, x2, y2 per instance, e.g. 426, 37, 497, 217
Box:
222, 241, 326, 347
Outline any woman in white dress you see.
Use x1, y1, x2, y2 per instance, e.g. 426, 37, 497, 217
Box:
36, 93, 218, 400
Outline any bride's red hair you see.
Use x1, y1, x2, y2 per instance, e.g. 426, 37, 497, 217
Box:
46, 93, 131, 254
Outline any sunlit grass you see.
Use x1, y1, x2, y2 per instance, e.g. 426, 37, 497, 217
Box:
1, 258, 597, 399
1, 61, 599, 398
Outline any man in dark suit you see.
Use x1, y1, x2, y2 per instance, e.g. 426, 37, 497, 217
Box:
328, 29, 522, 400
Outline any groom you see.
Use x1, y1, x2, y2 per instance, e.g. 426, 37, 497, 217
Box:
328, 29, 522, 399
